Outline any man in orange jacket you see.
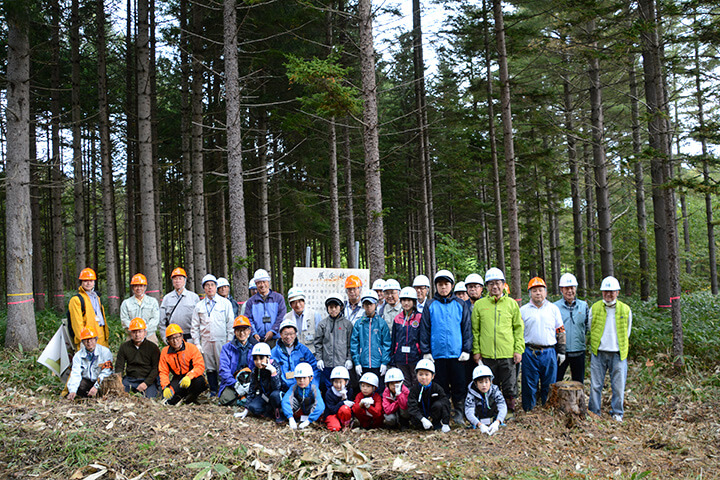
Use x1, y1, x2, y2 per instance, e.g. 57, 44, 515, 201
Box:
159, 324, 208, 405
68, 268, 109, 351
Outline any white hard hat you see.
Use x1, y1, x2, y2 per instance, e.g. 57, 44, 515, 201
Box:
383, 279, 401, 291
472, 364, 494, 381
559, 273, 579, 288
359, 372, 379, 388
415, 358, 435, 373
287, 287, 305, 303
249, 279, 257, 289
484, 267, 505, 283
293, 362, 314, 378
399, 287, 418, 301
465, 273, 484, 286
412, 274, 431, 288
454, 281, 467, 293
253, 268, 271, 282
330, 366, 350, 380
251, 342, 272, 357
216, 277, 230, 289
385, 367, 404, 383
201, 274, 218, 286
434, 269, 455, 285
278, 318, 298, 332
325, 292, 344, 308
361, 289, 379, 304
600, 276, 621, 291
371, 279, 386, 291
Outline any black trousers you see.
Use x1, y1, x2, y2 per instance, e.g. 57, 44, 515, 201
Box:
168, 376, 208, 405
434, 358, 467, 407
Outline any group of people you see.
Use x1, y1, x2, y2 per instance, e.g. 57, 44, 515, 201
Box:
65, 264, 632, 432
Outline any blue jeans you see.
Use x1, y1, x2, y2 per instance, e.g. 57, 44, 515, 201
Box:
521, 346, 557, 411
122, 376, 159, 398
589, 351, 627, 418
247, 390, 283, 418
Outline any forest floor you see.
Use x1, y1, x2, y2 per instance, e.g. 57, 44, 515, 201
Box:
1, 295, 720, 479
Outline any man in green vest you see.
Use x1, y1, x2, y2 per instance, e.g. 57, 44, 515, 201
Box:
589, 276, 632, 422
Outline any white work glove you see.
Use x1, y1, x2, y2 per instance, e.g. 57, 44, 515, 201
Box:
288, 417, 298, 430
423, 353, 434, 362
458, 352, 470, 362
343, 400, 354, 408
233, 409, 248, 420
266, 363, 277, 376
379, 365, 387, 376
298, 420, 310, 429
557, 353, 566, 365
360, 397, 374, 408
339, 388, 347, 400
420, 417, 433, 430
479, 423, 490, 434
316, 360, 325, 371
355, 365, 363, 377
487, 420, 500, 436
345, 359, 353, 370
441, 423, 451, 433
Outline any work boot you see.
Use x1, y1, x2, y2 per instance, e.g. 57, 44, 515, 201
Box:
452, 403, 465, 425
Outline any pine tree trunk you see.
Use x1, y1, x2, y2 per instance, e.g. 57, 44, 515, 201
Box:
329, 117, 342, 268
191, 0, 207, 284
71, 0, 86, 273
343, 123, 357, 268
126, 0, 138, 281
547, 180, 560, 296
484, 0, 505, 271
97, 0, 120, 313
180, 0, 195, 290
137, 0, 161, 299
493, 0, 520, 299
257, 111, 271, 271
584, 143, 596, 290
359, 0, 385, 280
6, 12, 39, 349
30, 110, 46, 311
50, 0, 65, 309
224, 0, 249, 297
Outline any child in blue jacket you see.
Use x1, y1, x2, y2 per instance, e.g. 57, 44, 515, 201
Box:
350, 290, 391, 394
281, 363, 325, 429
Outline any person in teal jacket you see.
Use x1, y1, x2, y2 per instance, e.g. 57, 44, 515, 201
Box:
350, 290, 391, 394
554, 273, 589, 383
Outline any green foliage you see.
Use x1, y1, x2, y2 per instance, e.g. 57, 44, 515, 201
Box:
435, 232, 480, 280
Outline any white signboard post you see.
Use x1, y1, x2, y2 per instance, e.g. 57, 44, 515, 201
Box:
291, 267, 370, 316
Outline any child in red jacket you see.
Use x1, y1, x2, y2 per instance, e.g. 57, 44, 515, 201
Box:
382, 367, 410, 427
351, 372, 383, 429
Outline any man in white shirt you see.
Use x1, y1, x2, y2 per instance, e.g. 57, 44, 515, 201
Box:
160, 267, 200, 342
283, 287, 320, 354
412, 275, 431, 313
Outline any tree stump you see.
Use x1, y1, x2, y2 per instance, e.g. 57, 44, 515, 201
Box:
100, 373, 127, 398
546, 381, 586, 426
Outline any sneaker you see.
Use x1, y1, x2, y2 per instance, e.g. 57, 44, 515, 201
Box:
612, 414, 623, 422
274, 408, 285, 424
452, 410, 465, 425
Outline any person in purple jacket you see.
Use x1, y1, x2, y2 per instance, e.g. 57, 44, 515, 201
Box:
390, 287, 422, 387
245, 269, 287, 348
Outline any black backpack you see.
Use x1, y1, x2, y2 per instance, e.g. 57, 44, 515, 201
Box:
64, 293, 85, 350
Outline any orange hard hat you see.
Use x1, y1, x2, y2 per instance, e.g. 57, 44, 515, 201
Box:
344, 275, 362, 289
78, 268, 97, 281
79, 327, 97, 340
171, 267, 187, 278
131, 273, 148, 286
528, 277, 547, 290
233, 315, 251, 329
165, 323, 183, 338
129, 317, 147, 330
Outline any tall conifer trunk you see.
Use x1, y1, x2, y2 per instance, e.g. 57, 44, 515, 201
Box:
71, 0, 86, 272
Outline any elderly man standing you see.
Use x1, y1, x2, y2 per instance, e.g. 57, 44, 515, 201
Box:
116, 318, 161, 398
382, 279, 402, 331
191, 274, 235, 397
160, 268, 199, 343
519, 277, 566, 412
465, 273, 484, 309
245, 269, 286, 348
283, 287, 321, 354
412, 275, 431, 313
344, 275, 364, 325
589, 276, 632, 422
554, 273, 589, 383
120, 273, 160, 344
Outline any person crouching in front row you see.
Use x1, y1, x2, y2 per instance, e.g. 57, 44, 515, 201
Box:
281, 363, 324, 429
160, 324, 208, 405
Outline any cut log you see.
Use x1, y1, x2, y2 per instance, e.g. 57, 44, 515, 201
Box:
546, 380, 586, 421
100, 373, 128, 398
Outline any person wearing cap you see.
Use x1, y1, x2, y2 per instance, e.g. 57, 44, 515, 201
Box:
464, 364, 506, 434
159, 324, 208, 405
323, 365, 354, 431
281, 362, 325, 429
344, 275, 364, 325
589, 276, 632, 422
554, 273, 589, 383
66, 327, 114, 400
519, 277, 566, 411
191, 274, 235, 396
68, 268, 109, 351
314, 293, 354, 391
216, 277, 240, 318
120, 273, 160, 344
115, 318, 161, 398
381, 279, 402, 330
245, 269, 287, 347
407, 358, 452, 432
465, 274, 485, 309
160, 267, 200, 343
454, 281, 469, 302
371, 279, 386, 316
350, 289, 391, 394
412, 275, 431, 313
218, 315, 258, 406
352, 372, 384, 429
271, 318, 320, 391
390, 286, 422, 386
246, 342, 284, 421
283, 287, 320, 354
382, 367, 410, 427
471, 267, 524, 415
418, 269, 472, 424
